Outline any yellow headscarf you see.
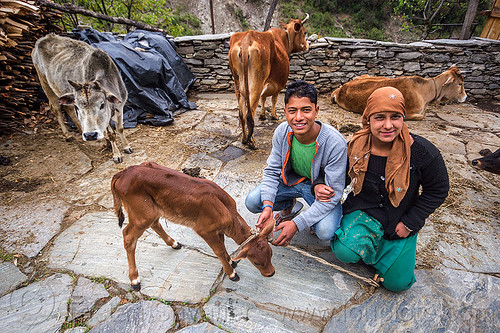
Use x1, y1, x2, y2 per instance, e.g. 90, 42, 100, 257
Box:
348, 86, 411, 207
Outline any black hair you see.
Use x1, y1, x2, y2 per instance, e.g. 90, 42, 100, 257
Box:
284, 80, 317, 105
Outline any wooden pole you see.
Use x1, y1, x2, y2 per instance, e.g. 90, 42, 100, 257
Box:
460, 0, 480, 39
209, 0, 215, 34
264, 0, 279, 31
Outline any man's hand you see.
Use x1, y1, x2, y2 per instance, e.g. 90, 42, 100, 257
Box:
314, 184, 335, 202
395, 222, 410, 238
256, 206, 273, 230
272, 220, 298, 246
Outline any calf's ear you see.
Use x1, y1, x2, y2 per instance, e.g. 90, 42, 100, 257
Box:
259, 219, 275, 238
232, 249, 248, 262
106, 92, 121, 104
59, 93, 75, 105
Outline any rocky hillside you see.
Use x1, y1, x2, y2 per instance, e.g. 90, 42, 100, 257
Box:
166, 0, 283, 34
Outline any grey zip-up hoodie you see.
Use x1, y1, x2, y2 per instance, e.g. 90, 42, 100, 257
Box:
261, 121, 348, 231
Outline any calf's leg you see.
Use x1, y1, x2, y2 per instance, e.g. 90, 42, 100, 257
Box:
122, 221, 147, 290
151, 219, 182, 249
198, 231, 239, 281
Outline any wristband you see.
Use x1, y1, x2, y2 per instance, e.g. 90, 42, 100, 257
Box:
262, 204, 274, 211
403, 224, 413, 232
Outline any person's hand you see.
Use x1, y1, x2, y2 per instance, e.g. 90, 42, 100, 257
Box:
395, 222, 410, 238
256, 206, 273, 230
272, 220, 298, 246
314, 184, 335, 202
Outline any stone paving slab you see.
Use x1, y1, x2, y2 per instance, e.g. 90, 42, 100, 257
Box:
0, 273, 73, 333
435, 211, 500, 274
70, 277, 110, 320
0, 200, 69, 257
89, 300, 175, 333
323, 267, 500, 332
87, 296, 121, 328
0, 262, 27, 297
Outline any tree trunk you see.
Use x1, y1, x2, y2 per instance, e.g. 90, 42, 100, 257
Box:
264, 0, 279, 31
460, 0, 480, 39
37, 0, 169, 35
209, 0, 215, 34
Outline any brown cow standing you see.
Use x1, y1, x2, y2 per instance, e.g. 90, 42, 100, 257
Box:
331, 66, 467, 120
111, 162, 275, 290
229, 15, 309, 149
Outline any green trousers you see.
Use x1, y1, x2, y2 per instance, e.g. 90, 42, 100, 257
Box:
331, 210, 417, 292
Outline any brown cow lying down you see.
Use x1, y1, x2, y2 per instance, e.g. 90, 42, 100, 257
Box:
111, 162, 275, 290
331, 66, 467, 120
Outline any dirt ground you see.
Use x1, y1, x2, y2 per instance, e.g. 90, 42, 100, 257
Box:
0, 93, 499, 271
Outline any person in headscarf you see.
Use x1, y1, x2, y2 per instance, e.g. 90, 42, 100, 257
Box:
317, 86, 449, 292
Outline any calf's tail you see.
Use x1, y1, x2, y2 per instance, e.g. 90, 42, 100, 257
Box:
111, 173, 125, 228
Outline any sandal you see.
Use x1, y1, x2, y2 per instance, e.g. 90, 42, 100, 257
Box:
275, 201, 303, 226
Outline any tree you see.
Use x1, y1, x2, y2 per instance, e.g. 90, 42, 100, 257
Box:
52, 0, 186, 36
459, 0, 480, 39
264, 0, 279, 31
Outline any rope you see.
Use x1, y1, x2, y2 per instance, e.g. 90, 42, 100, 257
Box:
230, 227, 260, 258
287, 245, 380, 288
229, 223, 380, 288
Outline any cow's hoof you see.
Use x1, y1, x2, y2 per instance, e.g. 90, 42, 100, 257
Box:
229, 272, 240, 282
124, 147, 133, 154
113, 156, 123, 164
231, 260, 240, 268
131, 282, 141, 291
65, 136, 75, 142
259, 114, 266, 120
172, 242, 182, 250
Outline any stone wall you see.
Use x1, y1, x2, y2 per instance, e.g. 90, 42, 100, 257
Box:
173, 34, 500, 101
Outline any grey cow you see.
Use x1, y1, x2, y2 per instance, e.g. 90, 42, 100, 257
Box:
31, 33, 132, 163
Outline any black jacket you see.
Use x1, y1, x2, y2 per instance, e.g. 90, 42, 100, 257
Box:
342, 134, 449, 240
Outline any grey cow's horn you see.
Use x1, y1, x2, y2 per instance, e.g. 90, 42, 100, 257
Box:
302, 13, 309, 24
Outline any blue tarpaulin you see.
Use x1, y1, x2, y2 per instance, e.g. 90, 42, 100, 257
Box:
72, 28, 197, 127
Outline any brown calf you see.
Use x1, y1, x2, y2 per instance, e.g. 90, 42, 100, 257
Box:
111, 162, 275, 290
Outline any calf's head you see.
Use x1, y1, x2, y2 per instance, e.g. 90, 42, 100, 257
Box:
59, 80, 120, 141
472, 148, 500, 175
232, 220, 275, 277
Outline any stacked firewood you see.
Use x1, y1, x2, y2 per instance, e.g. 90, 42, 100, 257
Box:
0, 0, 62, 134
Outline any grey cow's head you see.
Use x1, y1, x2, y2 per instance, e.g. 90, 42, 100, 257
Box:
59, 80, 120, 141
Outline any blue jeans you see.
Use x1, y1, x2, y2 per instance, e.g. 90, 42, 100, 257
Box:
245, 179, 342, 241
